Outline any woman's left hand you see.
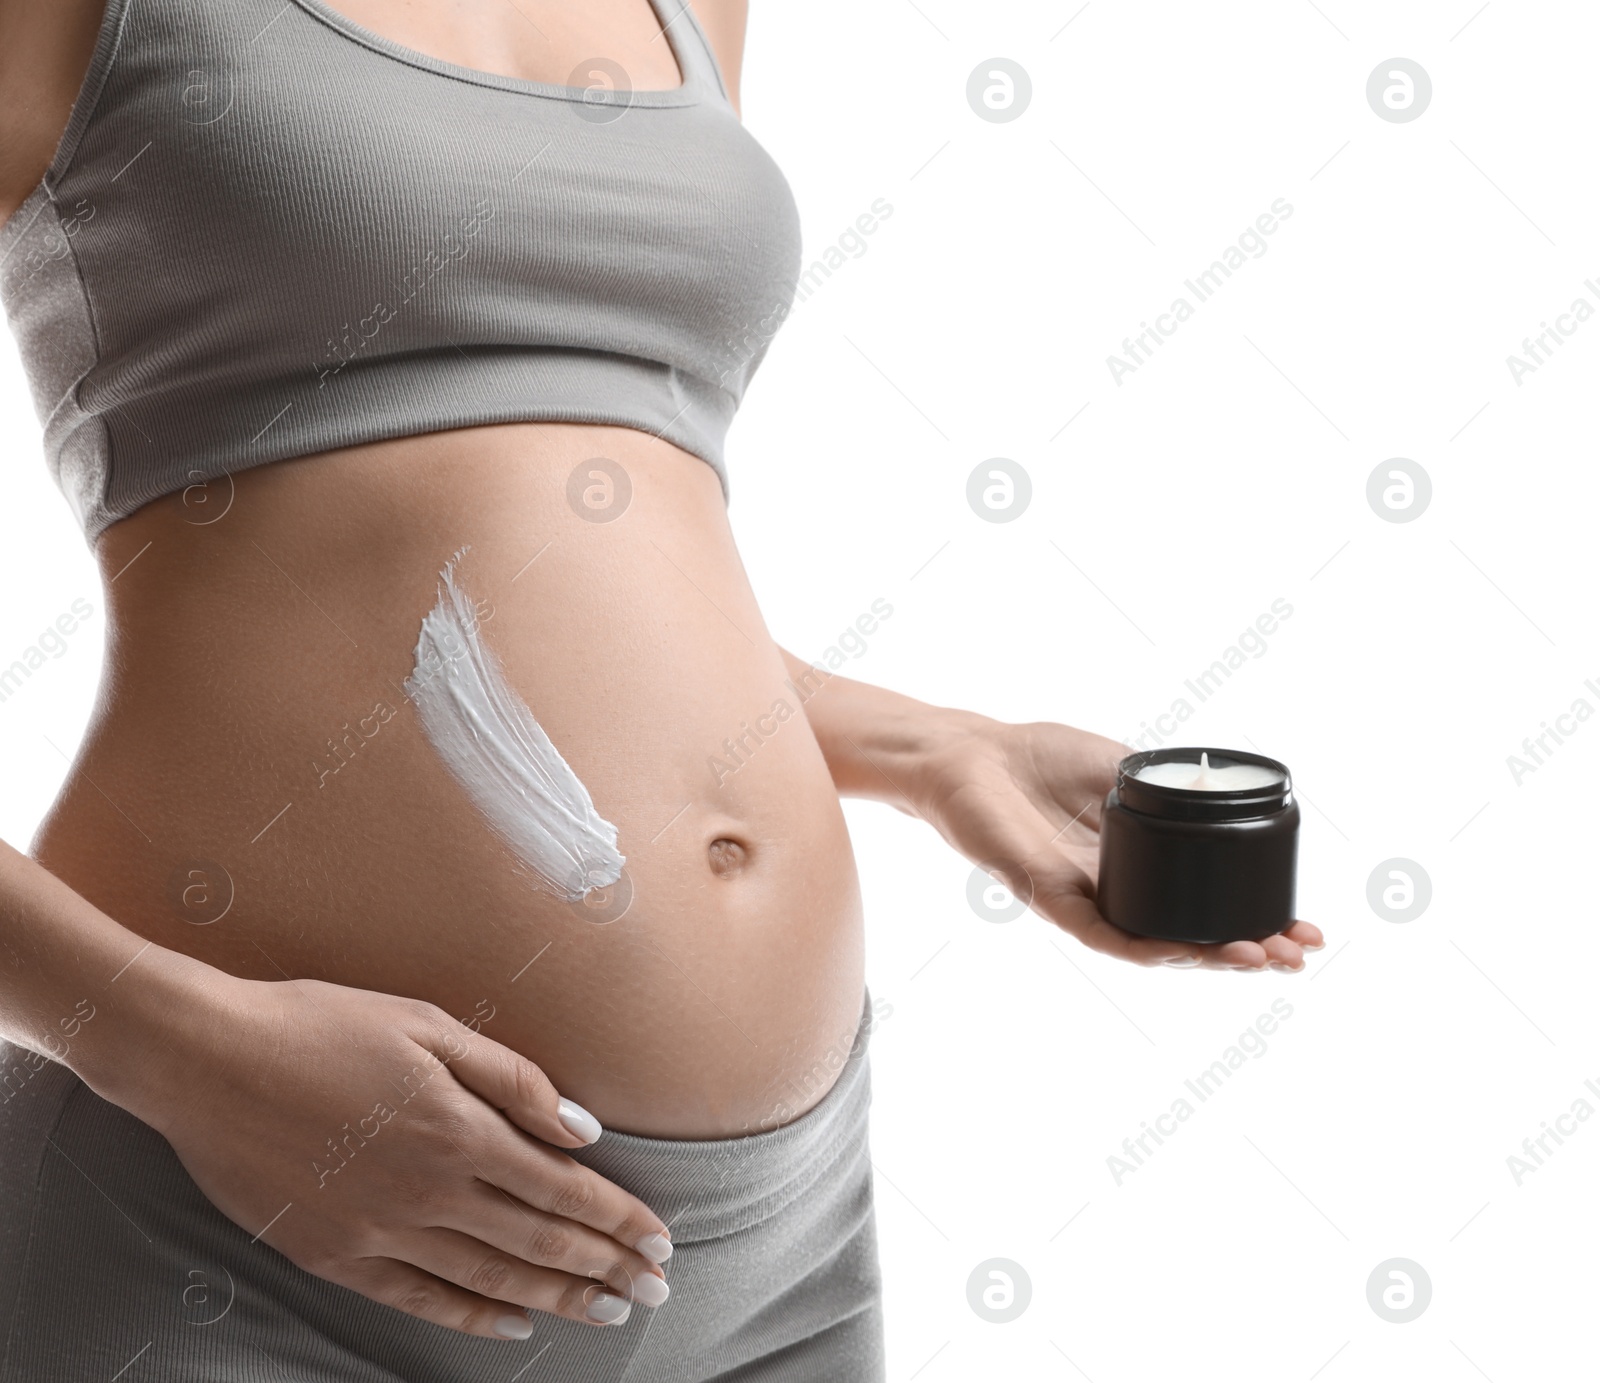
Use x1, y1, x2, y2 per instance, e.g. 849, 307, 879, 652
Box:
901, 714, 1323, 972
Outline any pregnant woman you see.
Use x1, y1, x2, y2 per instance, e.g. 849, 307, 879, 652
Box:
0, 1, 1322, 1378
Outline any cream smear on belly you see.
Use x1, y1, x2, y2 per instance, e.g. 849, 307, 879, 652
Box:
405, 551, 624, 900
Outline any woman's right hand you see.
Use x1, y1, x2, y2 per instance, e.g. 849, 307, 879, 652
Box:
114, 960, 672, 1339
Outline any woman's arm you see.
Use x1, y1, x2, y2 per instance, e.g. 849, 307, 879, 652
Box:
688, 0, 747, 116
0, 836, 675, 1334
779, 649, 1324, 971
0, 0, 105, 224
0, 836, 220, 1100
779, 649, 989, 812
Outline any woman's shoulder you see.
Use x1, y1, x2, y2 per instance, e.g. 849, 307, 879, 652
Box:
0, 0, 108, 227
686, 0, 748, 116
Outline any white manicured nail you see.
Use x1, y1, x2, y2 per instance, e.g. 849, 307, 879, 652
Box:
631, 1273, 670, 1308
636, 1232, 673, 1264
586, 1292, 631, 1324
494, 1313, 533, 1339
557, 1098, 602, 1145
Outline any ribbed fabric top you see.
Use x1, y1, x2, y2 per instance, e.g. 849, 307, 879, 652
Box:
0, 0, 803, 541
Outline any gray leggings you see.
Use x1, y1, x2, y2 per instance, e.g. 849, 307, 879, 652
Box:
0, 993, 884, 1381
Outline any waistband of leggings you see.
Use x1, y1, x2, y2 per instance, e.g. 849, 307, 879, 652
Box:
569, 987, 877, 1244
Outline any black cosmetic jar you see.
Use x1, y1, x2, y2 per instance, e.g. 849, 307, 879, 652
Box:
1096, 747, 1299, 945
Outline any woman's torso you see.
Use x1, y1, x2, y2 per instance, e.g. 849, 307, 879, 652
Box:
5, 0, 867, 1138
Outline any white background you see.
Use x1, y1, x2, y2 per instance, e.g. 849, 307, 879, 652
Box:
5, 1, 1598, 1379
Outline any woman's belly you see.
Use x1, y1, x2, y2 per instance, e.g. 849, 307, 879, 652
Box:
31, 424, 866, 1137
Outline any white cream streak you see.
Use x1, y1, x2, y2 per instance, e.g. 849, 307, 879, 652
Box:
405, 553, 625, 900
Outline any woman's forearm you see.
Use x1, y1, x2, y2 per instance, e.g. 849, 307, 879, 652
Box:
778, 647, 993, 811
0, 836, 223, 1115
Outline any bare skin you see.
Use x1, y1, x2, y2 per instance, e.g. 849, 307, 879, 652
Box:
0, 0, 1322, 1343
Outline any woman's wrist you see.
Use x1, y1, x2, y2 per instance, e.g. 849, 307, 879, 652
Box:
64, 943, 255, 1125
0, 840, 264, 1126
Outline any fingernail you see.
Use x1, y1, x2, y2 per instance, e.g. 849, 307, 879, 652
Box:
1161, 955, 1201, 968
494, 1313, 533, 1339
1304, 942, 1325, 952
558, 1098, 602, 1145
586, 1292, 631, 1325
636, 1232, 673, 1264
1268, 962, 1300, 973
630, 1273, 670, 1308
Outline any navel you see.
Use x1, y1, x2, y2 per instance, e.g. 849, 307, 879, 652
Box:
707, 837, 749, 877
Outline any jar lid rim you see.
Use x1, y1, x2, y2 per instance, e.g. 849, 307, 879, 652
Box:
1115, 747, 1293, 820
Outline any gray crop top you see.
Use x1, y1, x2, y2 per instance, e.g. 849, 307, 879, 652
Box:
0, 0, 802, 540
